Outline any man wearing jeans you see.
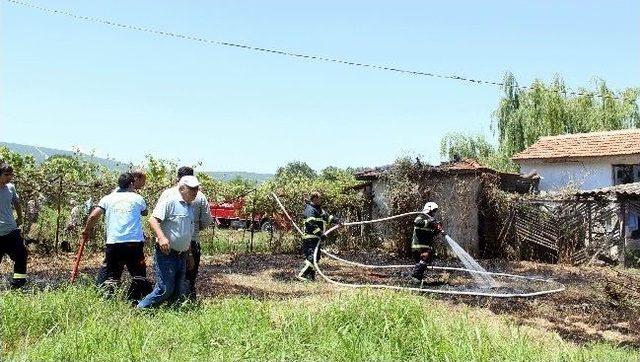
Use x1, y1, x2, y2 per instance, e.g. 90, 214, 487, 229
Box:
157, 166, 212, 299
137, 176, 199, 309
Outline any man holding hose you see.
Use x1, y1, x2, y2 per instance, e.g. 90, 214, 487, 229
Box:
296, 191, 342, 282
409, 201, 444, 284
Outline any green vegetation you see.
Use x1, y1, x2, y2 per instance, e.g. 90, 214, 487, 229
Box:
198, 228, 298, 255
0, 145, 363, 253
440, 73, 640, 172
1, 287, 636, 361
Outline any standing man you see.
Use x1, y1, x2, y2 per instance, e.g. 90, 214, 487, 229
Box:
158, 166, 212, 299
96, 168, 146, 285
82, 172, 150, 301
62, 199, 85, 252
296, 191, 342, 282
137, 176, 200, 309
23, 195, 42, 244
409, 202, 443, 284
0, 162, 28, 289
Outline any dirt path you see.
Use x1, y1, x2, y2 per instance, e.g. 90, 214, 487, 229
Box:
2, 252, 639, 348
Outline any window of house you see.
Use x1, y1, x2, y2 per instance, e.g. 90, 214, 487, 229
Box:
613, 164, 640, 185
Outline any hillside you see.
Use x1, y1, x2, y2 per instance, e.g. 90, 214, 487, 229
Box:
0, 142, 273, 182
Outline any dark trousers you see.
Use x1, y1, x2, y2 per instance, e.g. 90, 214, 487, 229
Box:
298, 238, 321, 280
98, 242, 150, 301
411, 247, 433, 280
0, 229, 27, 287
185, 239, 201, 297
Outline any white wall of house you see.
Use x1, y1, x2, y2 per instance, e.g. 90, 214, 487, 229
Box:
518, 155, 640, 191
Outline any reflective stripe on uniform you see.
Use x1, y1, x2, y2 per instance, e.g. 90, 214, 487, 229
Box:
297, 260, 315, 277
414, 226, 432, 232
303, 234, 321, 240
12, 273, 27, 279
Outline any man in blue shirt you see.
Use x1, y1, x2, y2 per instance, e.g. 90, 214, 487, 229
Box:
83, 172, 150, 301
137, 175, 199, 309
0, 162, 28, 289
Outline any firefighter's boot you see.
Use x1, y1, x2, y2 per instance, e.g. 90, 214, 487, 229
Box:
9, 275, 27, 290
296, 260, 316, 282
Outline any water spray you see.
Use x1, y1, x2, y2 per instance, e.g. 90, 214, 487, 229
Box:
271, 192, 565, 298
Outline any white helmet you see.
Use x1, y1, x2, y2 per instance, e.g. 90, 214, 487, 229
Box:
423, 202, 439, 214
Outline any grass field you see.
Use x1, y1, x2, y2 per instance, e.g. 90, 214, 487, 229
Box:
1, 286, 637, 361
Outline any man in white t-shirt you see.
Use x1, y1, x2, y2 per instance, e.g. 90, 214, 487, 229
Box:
96, 169, 146, 285
83, 172, 151, 301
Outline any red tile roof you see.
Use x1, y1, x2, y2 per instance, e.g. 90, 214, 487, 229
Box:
512, 129, 640, 161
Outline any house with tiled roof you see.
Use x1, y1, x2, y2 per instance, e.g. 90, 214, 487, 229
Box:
512, 129, 640, 191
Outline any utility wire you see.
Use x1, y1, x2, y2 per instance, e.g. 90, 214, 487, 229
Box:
6, 0, 625, 100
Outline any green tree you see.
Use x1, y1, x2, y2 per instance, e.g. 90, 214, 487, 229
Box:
275, 161, 317, 180
439, 133, 495, 162
494, 73, 640, 158
440, 73, 640, 172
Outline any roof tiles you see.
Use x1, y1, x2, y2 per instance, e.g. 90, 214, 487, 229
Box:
512, 129, 640, 161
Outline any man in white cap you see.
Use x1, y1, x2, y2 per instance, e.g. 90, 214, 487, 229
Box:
137, 175, 200, 308
157, 166, 212, 299
409, 201, 443, 284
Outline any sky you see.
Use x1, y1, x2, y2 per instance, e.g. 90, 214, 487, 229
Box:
1, 0, 639, 173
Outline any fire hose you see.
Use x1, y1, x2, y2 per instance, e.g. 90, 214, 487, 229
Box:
272, 193, 565, 298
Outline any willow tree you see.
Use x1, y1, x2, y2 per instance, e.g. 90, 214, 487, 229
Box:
494, 72, 640, 158
439, 132, 516, 172
441, 73, 640, 172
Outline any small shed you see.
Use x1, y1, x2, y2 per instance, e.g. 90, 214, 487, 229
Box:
355, 159, 538, 257
576, 182, 640, 264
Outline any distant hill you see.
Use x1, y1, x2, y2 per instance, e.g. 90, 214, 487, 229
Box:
0, 142, 129, 171
1, 142, 273, 183
202, 171, 272, 183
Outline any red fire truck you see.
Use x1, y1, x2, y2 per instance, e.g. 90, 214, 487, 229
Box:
209, 199, 289, 231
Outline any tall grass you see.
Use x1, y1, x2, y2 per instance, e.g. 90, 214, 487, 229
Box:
1, 287, 637, 361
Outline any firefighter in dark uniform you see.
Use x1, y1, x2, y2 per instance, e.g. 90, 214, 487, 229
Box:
296, 191, 342, 282
410, 202, 443, 284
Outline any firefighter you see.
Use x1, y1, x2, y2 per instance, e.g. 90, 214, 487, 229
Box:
409, 201, 444, 284
0, 162, 28, 289
296, 191, 342, 282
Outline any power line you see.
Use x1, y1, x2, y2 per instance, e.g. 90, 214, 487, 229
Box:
6, 0, 626, 100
